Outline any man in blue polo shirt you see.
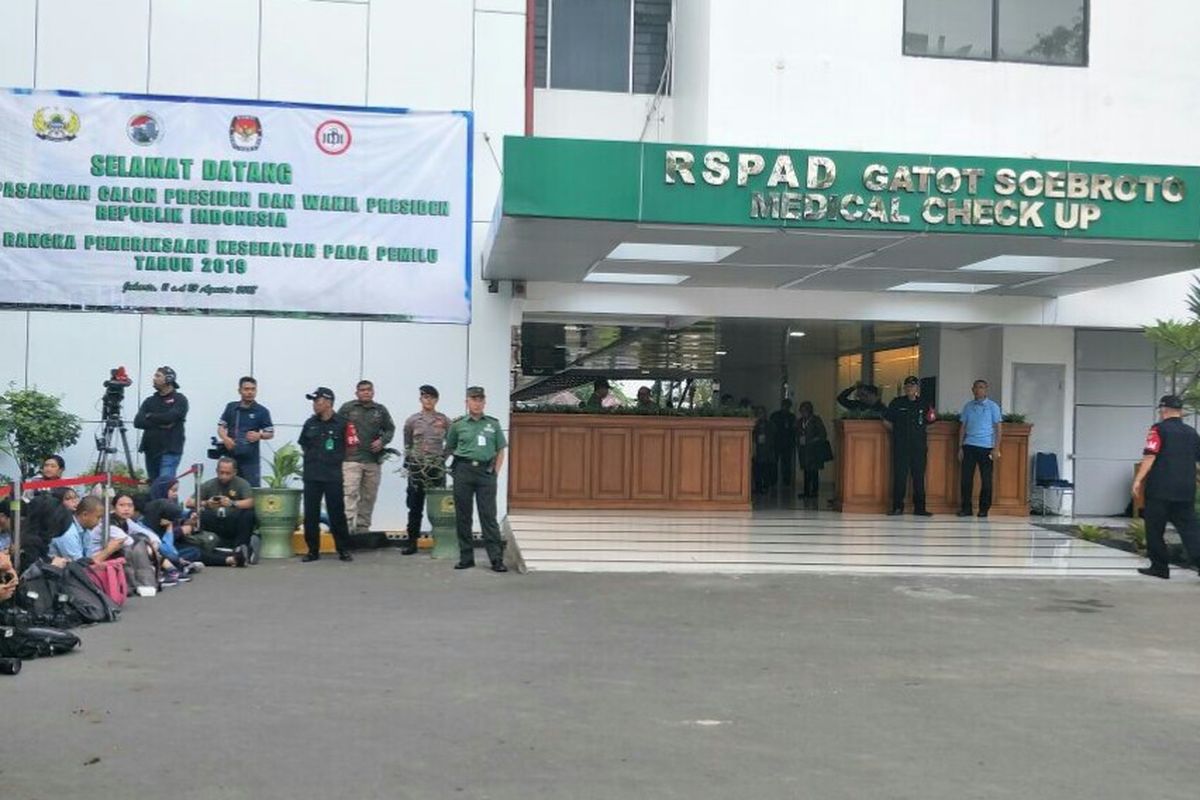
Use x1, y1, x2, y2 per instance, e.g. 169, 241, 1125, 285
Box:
957, 379, 1002, 518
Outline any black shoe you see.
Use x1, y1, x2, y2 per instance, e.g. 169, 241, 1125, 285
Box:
1137, 567, 1169, 579
454, 561, 475, 570
491, 562, 509, 573
914, 509, 933, 517
301, 552, 320, 563
887, 508, 903, 516
338, 551, 354, 562
400, 542, 418, 555
233, 545, 249, 567
977, 511, 989, 518
956, 510, 972, 517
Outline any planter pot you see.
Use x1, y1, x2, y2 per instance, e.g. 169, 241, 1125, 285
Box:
424, 487, 457, 559
252, 487, 302, 559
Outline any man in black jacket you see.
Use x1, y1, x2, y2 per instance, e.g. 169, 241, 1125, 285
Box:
298, 387, 353, 563
133, 366, 189, 481
1132, 394, 1200, 579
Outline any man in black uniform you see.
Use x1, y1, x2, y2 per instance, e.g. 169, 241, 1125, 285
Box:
1131, 394, 1200, 579
768, 399, 797, 488
298, 387, 354, 563
884, 376, 935, 516
837, 382, 887, 415
134, 366, 189, 480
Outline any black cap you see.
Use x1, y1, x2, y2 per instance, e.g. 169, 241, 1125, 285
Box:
903, 375, 920, 386
419, 384, 439, 398
1158, 394, 1184, 409
466, 386, 486, 398
158, 365, 179, 388
306, 386, 335, 401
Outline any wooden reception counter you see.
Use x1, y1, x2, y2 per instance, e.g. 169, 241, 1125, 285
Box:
833, 419, 1032, 517
508, 413, 754, 511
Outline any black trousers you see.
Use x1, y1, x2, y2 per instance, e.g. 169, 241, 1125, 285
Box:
199, 508, 255, 549
304, 477, 351, 555
452, 461, 504, 565
960, 445, 994, 514
802, 469, 820, 500
406, 474, 446, 536
776, 446, 795, 486
1143, 497, 1200, 572
892, 443, 927, 511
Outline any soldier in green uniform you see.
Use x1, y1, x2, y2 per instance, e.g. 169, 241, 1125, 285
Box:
445, 386, 508, 572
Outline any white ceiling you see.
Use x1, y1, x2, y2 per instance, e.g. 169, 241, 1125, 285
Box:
484, 217, 1200, 297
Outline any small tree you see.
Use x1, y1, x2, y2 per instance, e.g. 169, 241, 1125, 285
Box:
261, 442, 303, 489
0, 386, 83, 479
1144, 279, 1200, 413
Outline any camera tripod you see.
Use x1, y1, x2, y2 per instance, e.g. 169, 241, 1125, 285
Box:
93, 412, 136, 478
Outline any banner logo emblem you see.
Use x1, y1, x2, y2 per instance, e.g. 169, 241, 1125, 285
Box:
315, 119, 351, 155
229, 115, 263, 151
126, 112, 162, 146
32, 107, 80, 142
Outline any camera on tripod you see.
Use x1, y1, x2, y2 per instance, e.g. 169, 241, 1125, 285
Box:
102, 365, 133, 420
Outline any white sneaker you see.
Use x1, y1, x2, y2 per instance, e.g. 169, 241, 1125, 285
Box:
135, 586, 157, 598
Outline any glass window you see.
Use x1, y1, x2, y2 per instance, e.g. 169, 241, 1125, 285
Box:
873, 346, 921, 403
837, 354, 864, 393
549, 0, 632, 93
535, 0, 673, 94
904, 0, 1088, 66
998, 0, 1086, 65
904, 0, 993, 60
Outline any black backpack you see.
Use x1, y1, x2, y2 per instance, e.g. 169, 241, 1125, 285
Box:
60, 562, 120, 624
18, 561, 120, 625
0, 624, 81, 659
15, 562, 76, 626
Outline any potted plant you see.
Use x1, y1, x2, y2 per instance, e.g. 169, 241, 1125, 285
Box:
401, 450, 456, 559
252, 442, 303, 559
0, 386, 82, 479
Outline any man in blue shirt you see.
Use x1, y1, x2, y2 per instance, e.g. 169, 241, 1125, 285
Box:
47, 496, 122, 561
217, 376, 275, 487
957, 379, 1003, 518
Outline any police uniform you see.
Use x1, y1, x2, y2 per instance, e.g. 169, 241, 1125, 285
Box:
298, 387, 353, 560
885, 381, 935, 515
401, 384, 452, 554
1139, 403, 1200, 577
446, 388, 507, 570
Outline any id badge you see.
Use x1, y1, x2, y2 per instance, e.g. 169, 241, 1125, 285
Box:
325, 436, 334, 451
477, 434, 486, 447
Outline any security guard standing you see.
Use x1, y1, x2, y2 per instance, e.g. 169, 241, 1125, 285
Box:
1132, 394, 1200, 579
401, 384, 452, 555
884, 375, 935, 516
298, 387, 354, 562
446, 386, 508, 572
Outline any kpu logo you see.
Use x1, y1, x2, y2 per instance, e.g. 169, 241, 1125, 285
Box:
315, 119, 352, 155
229, 115, 263, 151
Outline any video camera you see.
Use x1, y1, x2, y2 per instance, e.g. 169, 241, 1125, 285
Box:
207, 436, 225, 460
101, 366, 133, 419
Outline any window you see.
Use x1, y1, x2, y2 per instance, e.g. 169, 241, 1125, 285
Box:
534, 0, 673, 94
873, 346, 921, 403
904, 0, 1087, 66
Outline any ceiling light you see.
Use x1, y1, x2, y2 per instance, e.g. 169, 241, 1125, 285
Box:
715, 350, 728, 355
584, 272, 689, 285
789, 330, 806, 338
888, 282, 999, 294
958, 255, 1110, 273
606, 243, 741, 263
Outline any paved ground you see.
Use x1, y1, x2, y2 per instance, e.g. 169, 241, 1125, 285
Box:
3, 551, 1198, 799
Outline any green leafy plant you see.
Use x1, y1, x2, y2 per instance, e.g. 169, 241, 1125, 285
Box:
935, 411, 961, 422
514, 405, 753, 418
1126, 519, 1147, 555
1074, 523, 1110, 544
261, 442, 303, 489
1143, 278, 1200, 414
838, 409, 885, 420
1002, 413, 1027, 424
0, 386, 83, 478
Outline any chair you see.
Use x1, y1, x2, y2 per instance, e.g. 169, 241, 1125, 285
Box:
1034, 452, 1074, 516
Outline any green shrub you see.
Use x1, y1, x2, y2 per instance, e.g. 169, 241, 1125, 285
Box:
0, 386, 82, 478
1074, 523, 1110, 543
1126, 519, 1147, 554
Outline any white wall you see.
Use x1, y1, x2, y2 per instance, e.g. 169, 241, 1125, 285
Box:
534, 89, 673, 141
1002, 325, 1076, 482
0, 0, 522, 529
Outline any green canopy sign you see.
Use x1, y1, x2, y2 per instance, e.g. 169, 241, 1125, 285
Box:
504, 137, 1200, 241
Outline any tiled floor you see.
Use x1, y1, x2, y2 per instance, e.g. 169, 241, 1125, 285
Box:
509, 509, 1144, 576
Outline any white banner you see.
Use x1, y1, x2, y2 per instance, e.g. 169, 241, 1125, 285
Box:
0, 89, 472, 322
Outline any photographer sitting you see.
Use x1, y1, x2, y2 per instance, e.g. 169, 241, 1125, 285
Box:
186, 457, 254, 567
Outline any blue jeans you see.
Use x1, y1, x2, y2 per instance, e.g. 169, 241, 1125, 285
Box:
146, 452, 182, 481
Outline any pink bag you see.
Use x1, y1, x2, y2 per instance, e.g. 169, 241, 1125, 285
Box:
87, 557, 128, 606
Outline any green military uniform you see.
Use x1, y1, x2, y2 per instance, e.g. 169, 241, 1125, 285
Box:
446, 405, 507, 567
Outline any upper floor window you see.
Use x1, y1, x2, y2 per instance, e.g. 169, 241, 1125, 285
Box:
903, 0, 1088, 66
534, 0, 673, 94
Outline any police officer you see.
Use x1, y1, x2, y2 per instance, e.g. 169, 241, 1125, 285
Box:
884, 375, 935, 516
298, 387, 354, 563
446, 386, 508, 572
1132, 394, 1200, 579
401, 384, 452, 555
